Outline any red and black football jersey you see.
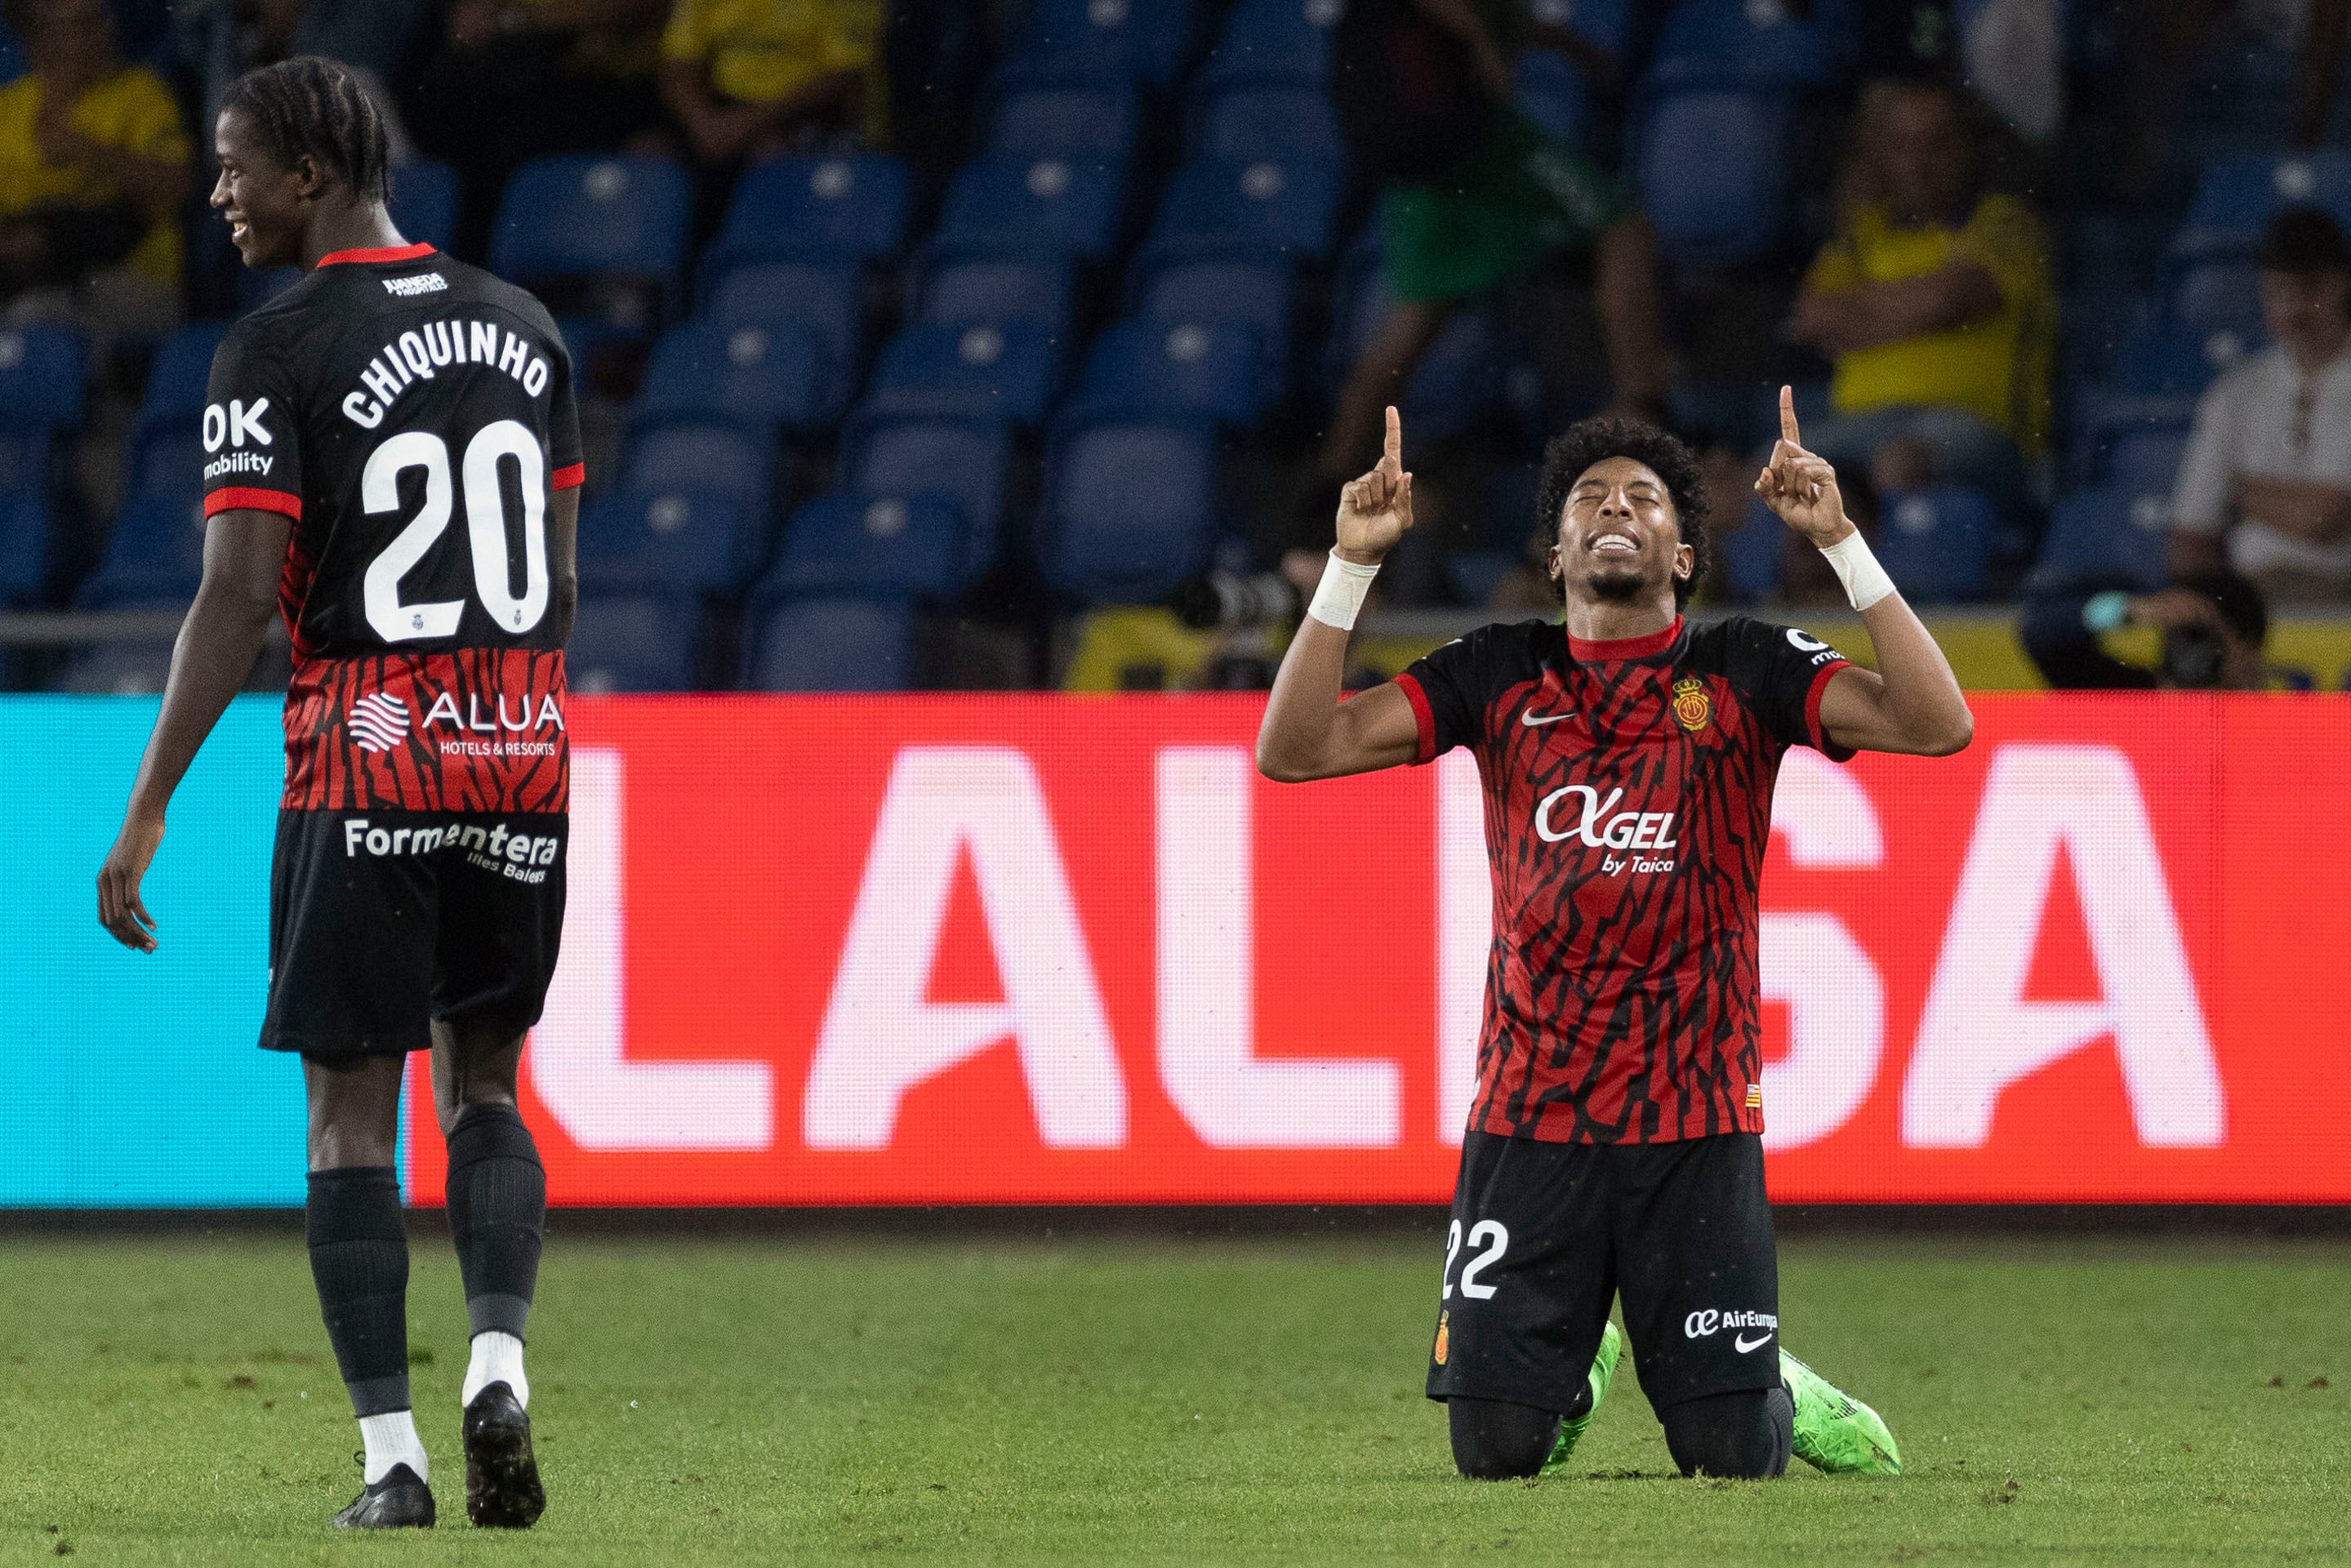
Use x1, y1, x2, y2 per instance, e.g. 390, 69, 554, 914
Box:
201, 243, 582, 814
1396, 615, 1854, 1145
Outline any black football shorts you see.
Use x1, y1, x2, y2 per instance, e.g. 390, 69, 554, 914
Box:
1426, 1129, 1781, 1416
260, 808, 568, 1061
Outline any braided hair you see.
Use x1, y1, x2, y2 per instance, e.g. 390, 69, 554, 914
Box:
220, 56, 390, 205
1534, 416, 1712, 607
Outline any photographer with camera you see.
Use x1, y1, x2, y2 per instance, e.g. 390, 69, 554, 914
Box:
2018, 573, 2269, 690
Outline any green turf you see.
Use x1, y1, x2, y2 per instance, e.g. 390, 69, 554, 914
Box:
2, 1231, 2344, 1565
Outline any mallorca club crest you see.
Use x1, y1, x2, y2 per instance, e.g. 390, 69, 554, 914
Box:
1434, 1311, 1449, 1365
1671, 676, 1713, 733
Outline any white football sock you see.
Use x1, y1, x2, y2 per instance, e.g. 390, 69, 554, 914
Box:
463, 1330, 528, 1409
358, 1409, 428, 1486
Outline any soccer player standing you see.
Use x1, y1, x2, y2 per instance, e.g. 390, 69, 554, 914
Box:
1258, 399, 1971, 1480
94, 58, 579, 1529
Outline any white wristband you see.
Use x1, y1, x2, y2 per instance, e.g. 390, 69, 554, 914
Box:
1307, 550, 1381, 630
1819, 530, 1897, 612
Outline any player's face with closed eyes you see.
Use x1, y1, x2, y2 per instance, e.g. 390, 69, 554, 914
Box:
211, 109, 306, 270
1550, 457, 1694, 606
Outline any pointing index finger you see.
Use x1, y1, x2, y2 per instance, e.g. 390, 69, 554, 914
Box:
1383, 404, 1403, 474
1778, 385, 1801, 448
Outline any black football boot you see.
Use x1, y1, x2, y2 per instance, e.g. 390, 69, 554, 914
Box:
463, 1383, 546, 1528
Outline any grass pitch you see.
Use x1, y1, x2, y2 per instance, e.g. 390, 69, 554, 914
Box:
1, 1227, 2344, 1565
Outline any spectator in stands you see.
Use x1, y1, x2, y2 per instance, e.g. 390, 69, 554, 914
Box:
408, 0, 670, 259
658, 0, 884, 176
174, 1, 429, 170
1785, 78, 2051, 526
0, 0, 190, 336
2019, 573, 2269, 689
2169, 208, 2351, 604
1320, 0, 1667, 483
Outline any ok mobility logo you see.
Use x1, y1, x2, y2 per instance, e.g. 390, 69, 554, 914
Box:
200, 398, 274, 480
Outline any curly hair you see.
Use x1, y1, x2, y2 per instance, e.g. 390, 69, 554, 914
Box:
220, 56, 390, 205
1534, 416, 1711, 606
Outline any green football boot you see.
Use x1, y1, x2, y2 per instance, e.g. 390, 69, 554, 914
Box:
1543, 1321, 1623, 1472
1780, 1349, 1902, 1476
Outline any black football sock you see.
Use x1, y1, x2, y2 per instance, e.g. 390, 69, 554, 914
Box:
306, 1166, 412, 1419
1447, 1396, 1563, 1480
444, 1102, 546, 1341
1659, 1388, 1793, 1478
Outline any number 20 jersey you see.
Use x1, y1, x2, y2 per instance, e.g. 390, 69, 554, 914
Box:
202, 243, 583, 815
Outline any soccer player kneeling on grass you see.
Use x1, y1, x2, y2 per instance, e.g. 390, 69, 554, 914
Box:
96, 57, 581, 1530
1257, 396, 1972, 1480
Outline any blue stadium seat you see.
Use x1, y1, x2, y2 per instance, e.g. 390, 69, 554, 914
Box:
577, 488, 758, 598
1062, 318, 1267, 426
122, 430, 201, 502
1872, 487, 1996, 604
840, 416, 1012, 572
704, 154, 911, 273
78, 491, 209, 608
489, 154, 692, 299
2100, 423, 2191, 501
1188, 82, 1345, 164
568, 594, 701, 693
1042, 419, 1221, 601
2034, 485, 2171, 591
763, 493, 972, 599
1516, 50, 1590, 147
988, 83, 1140, 167
743, 595, 916, 690
0, 323, 84, 435
1129, 252, 1294, 384
913, 252, 1076, 341
2170, 151, 2351, 263
0, 488, 47, 606
933, 155, 1127, 260
135, 323, 228, 441
618, 418, 777, 519
1144, 158, 1344, 261
2167, 257, 2265, 345
1634, 84, 1793, 267
1720, 500, 1783, 603
1533, 0, 1634, 58
705, 258, 863, 397
1329, 235, 1500, 439
860, 319, 1064, 426
1646, 0, 1855, 87
634, 318, 835, 432
387, 158, 460, 256
0, 323, 82, 492
996, 0, 1197, 88
2108, 320, 2253, 397
1197, 0, 1342, 88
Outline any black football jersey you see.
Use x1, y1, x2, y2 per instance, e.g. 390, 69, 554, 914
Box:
1396, 615, 1854, 1144
201, 243, 582, 813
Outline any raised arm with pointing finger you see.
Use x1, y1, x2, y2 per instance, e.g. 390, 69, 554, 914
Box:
1755, 386, 1975, 757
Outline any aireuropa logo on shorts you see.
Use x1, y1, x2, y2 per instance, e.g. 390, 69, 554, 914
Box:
1684, 1308, 1779, 1352
341, 817, 560, 884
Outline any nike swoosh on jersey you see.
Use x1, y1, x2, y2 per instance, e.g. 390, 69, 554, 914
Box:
1734, 1332, 1773, 1353
1519, 706, 1575, 726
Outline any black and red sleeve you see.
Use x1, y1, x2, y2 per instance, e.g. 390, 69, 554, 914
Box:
1730, 616, 1856, 761
201, 319, 304, 523
1393, 626, 1498, 765
547, 328, 584, 493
